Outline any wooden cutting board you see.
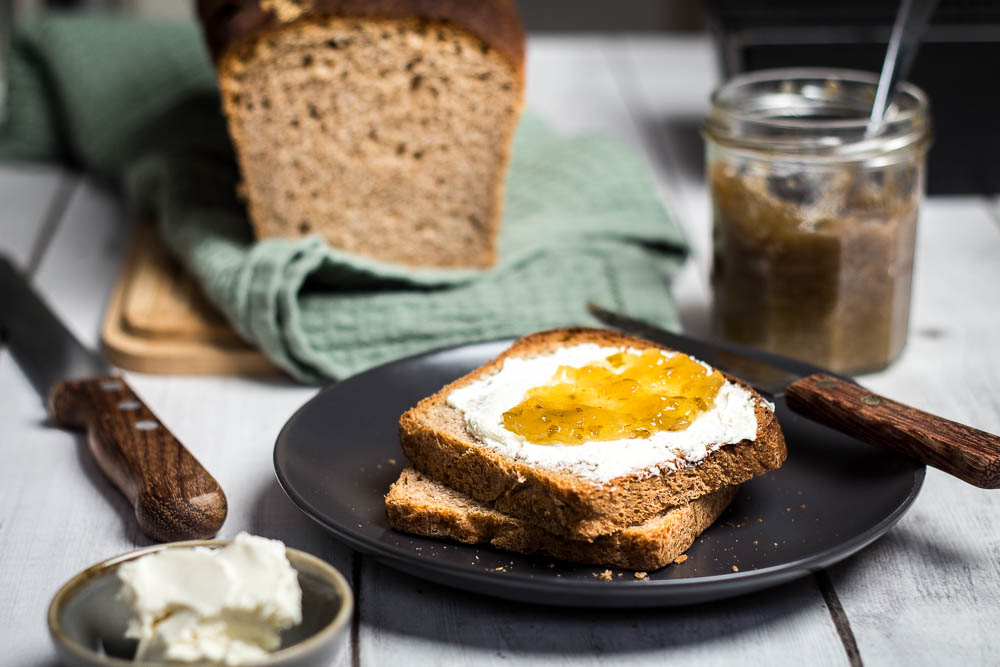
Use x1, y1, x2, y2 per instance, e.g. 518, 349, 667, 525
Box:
102, 224, 279, 375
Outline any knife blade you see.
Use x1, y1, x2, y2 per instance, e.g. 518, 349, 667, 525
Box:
0, 254, 227, 540
589, 303, 1000, 489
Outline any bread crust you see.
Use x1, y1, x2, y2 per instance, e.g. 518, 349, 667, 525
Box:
386, 467, 740, 571
197, 0, 525, 74
398, 328, 787, 540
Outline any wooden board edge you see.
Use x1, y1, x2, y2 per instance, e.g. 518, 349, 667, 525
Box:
101, 226, 282, 377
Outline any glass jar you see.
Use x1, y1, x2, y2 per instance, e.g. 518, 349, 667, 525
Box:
704, 68, 931, 375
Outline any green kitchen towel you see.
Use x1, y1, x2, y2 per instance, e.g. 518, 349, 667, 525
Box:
1, 15, 689, 382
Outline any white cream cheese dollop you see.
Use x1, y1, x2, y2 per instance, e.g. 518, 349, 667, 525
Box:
117, 532, 302, 665
446, 343, 763, 484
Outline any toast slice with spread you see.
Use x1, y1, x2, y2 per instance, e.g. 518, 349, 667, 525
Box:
398, 328, 786, 540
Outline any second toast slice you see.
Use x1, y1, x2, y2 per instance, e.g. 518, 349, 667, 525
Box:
386, 467, 739, 571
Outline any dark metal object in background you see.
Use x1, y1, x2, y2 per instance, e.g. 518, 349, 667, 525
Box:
704, 0, 1000, 195
518, 0, 704, 32
5, 0, 709, 30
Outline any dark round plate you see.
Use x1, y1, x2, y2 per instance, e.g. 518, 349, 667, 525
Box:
274, 339, 924, 607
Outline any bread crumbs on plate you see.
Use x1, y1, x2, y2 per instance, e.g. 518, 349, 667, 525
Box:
673, 554, 688, 564
598, 569, 613, 581
634, 571, 648, 580
732, 565, 740, 572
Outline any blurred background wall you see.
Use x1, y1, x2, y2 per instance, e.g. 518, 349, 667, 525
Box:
2, 0, 708, 29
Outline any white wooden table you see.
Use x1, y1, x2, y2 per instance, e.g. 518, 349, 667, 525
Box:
2, 36, 999, 667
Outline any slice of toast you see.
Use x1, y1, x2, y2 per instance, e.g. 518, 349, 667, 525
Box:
399, 328, 786, 540
386, 467, 739, 571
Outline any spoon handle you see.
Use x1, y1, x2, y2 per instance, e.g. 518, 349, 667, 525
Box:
868, 0, 939, 133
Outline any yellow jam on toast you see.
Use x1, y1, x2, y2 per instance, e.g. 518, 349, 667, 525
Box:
502, 349, 725, 445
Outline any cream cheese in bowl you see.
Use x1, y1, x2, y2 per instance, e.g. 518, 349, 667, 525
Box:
48, 536, 352, 667
117, 533, 302, 664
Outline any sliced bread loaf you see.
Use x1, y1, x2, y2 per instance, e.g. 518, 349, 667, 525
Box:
399, 328, 786, 540
197, 0, 525, 267
386, 467, 739, 571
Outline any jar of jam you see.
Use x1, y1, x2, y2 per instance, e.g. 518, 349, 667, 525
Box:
704, 69, 931, 374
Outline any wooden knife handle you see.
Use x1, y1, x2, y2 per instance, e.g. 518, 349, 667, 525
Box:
48, 376, 228, 541
786, 373, 1000, 488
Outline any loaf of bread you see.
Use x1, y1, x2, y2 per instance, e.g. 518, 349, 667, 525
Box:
197, 0, 525, 267
386, 467, 740, 571
398, 328, 787, 540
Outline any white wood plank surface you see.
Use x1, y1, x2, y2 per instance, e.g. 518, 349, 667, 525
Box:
613, 36, 718, 245
0, 164, 72, 667
824, 198, 1000, 665
524, 37, 648, 141
0, 177, 131, 666
360, 561, 847, 667
2, 35, 999, 667
29, 179, 130, 347
0, 163, 71, 267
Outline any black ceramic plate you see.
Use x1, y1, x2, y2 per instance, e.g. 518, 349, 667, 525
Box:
274, 339, 924, 607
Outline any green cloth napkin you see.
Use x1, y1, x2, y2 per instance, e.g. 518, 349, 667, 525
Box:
1, 15, 689, 382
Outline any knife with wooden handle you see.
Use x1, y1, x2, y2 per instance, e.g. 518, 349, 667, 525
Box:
0, 255, 227, 541
589, 304, 1000, 489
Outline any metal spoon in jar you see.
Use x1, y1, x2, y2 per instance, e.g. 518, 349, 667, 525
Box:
867, 0, 939, 136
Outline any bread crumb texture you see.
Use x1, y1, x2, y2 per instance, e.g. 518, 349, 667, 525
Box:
260, 0, 309, 23
219, 17, 522, 267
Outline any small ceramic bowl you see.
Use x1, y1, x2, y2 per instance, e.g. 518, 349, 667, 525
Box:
48, 540, 353, 667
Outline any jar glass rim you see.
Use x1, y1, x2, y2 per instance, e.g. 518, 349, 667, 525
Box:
704, 68, 931, 158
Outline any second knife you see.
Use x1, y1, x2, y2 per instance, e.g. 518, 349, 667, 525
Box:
0, 255, 227, 541
589, 303, 1000, 489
